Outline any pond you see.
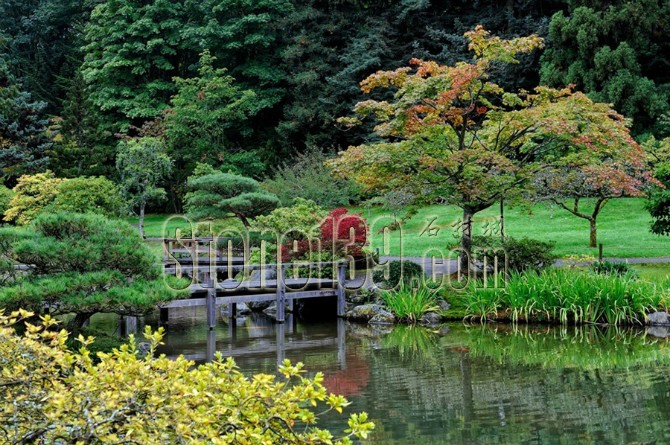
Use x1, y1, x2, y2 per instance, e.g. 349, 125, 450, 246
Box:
94, 310, 670, 444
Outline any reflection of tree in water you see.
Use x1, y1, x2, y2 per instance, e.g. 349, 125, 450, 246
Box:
322, 353, 369, 397
354, 324, 670, 445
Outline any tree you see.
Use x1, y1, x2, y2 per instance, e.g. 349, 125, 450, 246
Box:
3, 171, 64, 225
1, 310, 374, 444
534, 157, 653, 247
0, 213, 183, 333
81, 0, 192, 133
0, 0, 92, 112
51, 69, 114, 177
185, 172, 279, 228
116, 137, 173, 238
540, 0, 670, 134
164, 50, 260, 191
329, 27, 647, 270
645, 136, 670, 235
0, 58, 51, 184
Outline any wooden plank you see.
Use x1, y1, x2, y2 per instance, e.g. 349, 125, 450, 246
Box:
187, 278, 337, 293
163, 290, 338, 309
286, 290, 337, 300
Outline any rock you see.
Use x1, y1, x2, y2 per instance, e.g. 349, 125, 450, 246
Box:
220, 302, 251, 316
420, 311, 444, 326
262, 303, 292, 321
369, 310, 395, 325
350, 292, 371, 305
345, 304, 390, 322
438, 300, 450, 311
248, 300, 273, 312
237, 302, 251, 315
647, 311, 670, 326
137, 342, 152, 357
437, 326, 450, 336
647, 326, 670, 338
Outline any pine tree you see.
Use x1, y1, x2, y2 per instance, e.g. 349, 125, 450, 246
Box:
0, 58, 51, 185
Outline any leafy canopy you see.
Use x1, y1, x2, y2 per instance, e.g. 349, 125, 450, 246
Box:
330, 26, 648, 217
116, 136, 173, 228
165, 50, 261, 181
185, 172, 279, 227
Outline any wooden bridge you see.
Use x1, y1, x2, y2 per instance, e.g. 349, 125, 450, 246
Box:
160, 237, 348, 330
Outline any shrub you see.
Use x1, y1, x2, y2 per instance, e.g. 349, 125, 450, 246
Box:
380, 283, 439, 323
464, 269, 663, 325
0, 185, 13, 217
3, 174, 126, 225
274, 208, 371, 264
263, 148, 361, 207
0, 310, 375, 444
0, 213, 187, 332
469, 236, 557, 273
320, 208, 368, 260
592, 261, 637, 278
51, 176, 125, 217
253, 198, 326, 239
3, 171, 64, 225
373, 260, 424, 289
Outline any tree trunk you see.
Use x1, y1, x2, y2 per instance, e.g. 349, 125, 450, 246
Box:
68, 312, 94, 336
139, 203, 145, 239
589, 218, 597, 248
460, 207, 474, 276
238, 214, 251, 228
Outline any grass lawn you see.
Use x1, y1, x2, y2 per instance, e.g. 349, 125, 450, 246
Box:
129, 198, 670, 259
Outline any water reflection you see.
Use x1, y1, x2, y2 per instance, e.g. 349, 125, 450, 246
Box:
90, 312, 670, 444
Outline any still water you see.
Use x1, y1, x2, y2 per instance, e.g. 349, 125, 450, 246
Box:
100, 309, 670, 445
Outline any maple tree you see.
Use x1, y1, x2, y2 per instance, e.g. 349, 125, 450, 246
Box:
329, 26, 652, 268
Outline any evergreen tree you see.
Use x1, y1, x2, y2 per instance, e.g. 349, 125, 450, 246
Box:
540, 0, 670, 134
0, 59, 51, 185
81, 0, 193, 133
164, 51, 260, 192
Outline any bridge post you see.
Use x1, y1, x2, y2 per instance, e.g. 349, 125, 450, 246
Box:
206, 239, 218, 330
159, 307, 169, 325
337, 317, 347, 370
229, 302, 237, 323
276, 262, 286, 323
206, 288, 216, 330
162, 239, 170, 262
336, 261, 346, 317
276, 323, 286, 367
206, 329, 216, 362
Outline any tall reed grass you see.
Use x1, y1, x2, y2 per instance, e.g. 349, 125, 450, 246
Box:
464, 269, 665, 325
380, 283, 439, 323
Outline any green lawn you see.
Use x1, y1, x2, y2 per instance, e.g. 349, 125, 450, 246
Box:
129, 198, 670, 259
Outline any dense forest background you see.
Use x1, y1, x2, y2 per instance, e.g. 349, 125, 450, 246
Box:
1, 0, 669, 211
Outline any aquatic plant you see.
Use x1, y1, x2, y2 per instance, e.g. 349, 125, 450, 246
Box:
463, 269, 665, 325
380, 283, 439, 323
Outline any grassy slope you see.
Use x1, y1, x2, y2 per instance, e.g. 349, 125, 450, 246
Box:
354, 198, 670, 259
129, 198, 670, 259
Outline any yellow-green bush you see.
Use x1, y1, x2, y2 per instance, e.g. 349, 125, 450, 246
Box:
0, 309, 374, 444
3, 171, 64, 225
